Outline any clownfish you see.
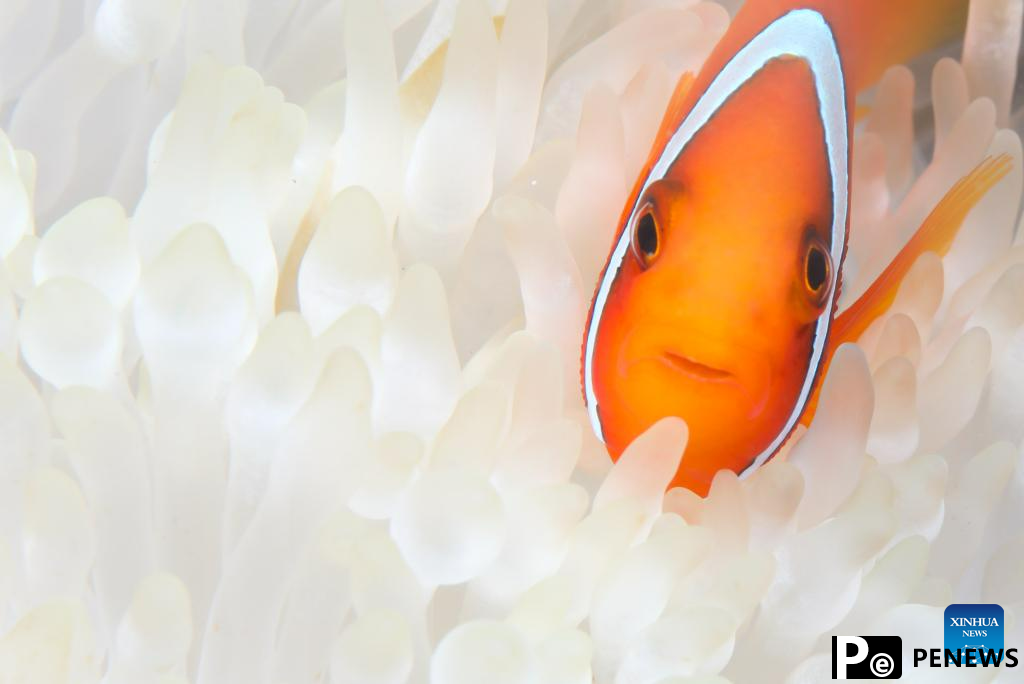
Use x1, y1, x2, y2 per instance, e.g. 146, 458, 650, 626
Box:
581, 0, 1013, 496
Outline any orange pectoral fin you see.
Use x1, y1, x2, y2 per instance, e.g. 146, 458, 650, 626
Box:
800, 153, 1013, 425
832, 154, 1013, 347
854, 103, 872, 123
659, 71, 697, 141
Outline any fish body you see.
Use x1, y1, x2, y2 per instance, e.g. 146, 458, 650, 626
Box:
582, 0, 1009, 495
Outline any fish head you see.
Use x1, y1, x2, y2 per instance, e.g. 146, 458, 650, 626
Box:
585, 55, 845, 494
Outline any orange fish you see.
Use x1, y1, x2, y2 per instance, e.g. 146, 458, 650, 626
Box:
582, 0, 1013, 496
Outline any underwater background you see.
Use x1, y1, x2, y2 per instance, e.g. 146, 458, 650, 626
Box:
0, 0, 1023, 682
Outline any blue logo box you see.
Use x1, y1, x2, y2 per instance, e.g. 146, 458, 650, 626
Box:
944, 604, 1004, 664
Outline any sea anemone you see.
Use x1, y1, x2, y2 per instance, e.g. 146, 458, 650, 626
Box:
1, 0, 1023, 682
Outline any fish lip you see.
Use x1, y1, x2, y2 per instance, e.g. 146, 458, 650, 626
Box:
661, 350, 735, 382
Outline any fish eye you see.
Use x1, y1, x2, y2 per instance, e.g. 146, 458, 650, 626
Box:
631, 206, 660, 268
804, 236, 833, 304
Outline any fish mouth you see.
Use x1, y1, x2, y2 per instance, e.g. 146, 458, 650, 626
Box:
661, 351, 734, 382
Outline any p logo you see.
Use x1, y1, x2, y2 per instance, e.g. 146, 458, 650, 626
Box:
832, 636, 902, 679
